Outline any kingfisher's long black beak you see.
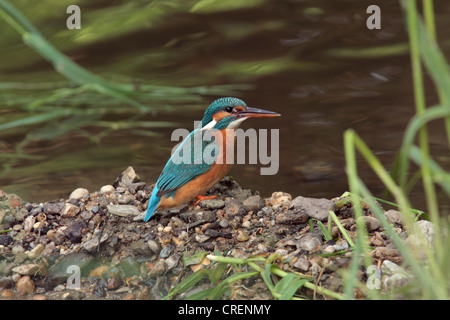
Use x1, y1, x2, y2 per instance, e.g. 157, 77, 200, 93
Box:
237, 107, 281, 118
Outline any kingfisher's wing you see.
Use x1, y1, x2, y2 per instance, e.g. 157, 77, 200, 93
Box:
155, 128, 219, 197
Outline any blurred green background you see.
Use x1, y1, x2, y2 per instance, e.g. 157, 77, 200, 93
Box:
1, 0, 449, 211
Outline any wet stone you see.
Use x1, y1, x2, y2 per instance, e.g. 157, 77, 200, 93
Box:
17, 275, 35, 294
159, 245, 174, 258
0, 235, 13, 246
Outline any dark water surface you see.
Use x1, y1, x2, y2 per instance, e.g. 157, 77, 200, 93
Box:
1, 0, 450, 212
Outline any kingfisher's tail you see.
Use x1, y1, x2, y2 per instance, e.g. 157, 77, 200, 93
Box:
144, 185, 161, 222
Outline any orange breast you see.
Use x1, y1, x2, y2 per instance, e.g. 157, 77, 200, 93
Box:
158, 129, 234, 209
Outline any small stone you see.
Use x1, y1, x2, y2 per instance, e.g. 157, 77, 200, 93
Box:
16, 275, 35, 294
290, 196, 334, 221
12, 264, 40, 276
293, 258, 310, 272
69, 188, 89, 200
123, 293, 135, 300
270, 192, 292, 206
147, 239, 161, 255
82, 232, 109, 253
242, 220, 251, 228
64, 221, 86, 243
0, 277, 14, 289
24, 215, 36, 232
107, 271, 122, 290
119, 194, 135, 204
113, 166, 140, 188
276, 211, 309, 225
295, 233, 322, 251
100, 185, 115, 193
1, 289, 14, 297
32, 294, 47, 300
218, 219, 229, 228
166, 254, 181, 270
61, 203, 81, 218
198, 199, 225, 209
138, 287, 152, 300
414, 220, 434, 243
323, 246, 335, 254
236, 230, 250, 242
90, 265, 110, 278
43, 202, 64, 214
195, 234, 210, 243
381, 260, 404, 275
27, 244, 44, 260
0, 235, 13, 246
148, 260, 166, 278
362, 216, 381, 231
385, 209, 403, 225
261, 206, 274, 215
130, 239, 152, 256
107, 204, 140, 217
159, 245, 174, 258
224, 198, 246, 217
243, 195, 265, 211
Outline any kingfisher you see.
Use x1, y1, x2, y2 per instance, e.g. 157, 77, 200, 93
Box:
144, 97, 280, 221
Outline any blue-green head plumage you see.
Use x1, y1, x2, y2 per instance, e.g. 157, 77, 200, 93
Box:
201, 97, 247, 128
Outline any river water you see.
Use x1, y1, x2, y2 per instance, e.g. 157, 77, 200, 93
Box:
1, 0, 449, 213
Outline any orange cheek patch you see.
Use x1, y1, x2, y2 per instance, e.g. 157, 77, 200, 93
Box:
213, 111, 231, 122
235, 106, 245, 112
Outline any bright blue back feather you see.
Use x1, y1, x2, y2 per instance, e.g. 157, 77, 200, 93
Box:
144, 184, 162, 222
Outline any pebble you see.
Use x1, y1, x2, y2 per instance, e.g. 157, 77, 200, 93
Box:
147, 239, 161, 255
82, 232, 109, 253
27, 243, 44, 260
148, 260, 166, 278
236, 230, 250, 242
362, 216, 381, 231
0, 235, 13, 246
100, 185, 115, 193
243, 195, 265, 211
61, 203, 81, 218
16, 275, 35, 294
43, 202, 64, 214
276, 211, 309, 225
381, 260, 405, 275
385, 209, 403, 225
64, 221, 86, 242
199, 199, 225, 209
224, 198, 246, 217
114, 166, 140, 188
107, 204, 140, 217
159, 245, 174, 258
290, 196, 333, 221
293, 257, 310, 272
296, 233, 322, 251
12, 264, 40, 276
69, 188, 89, 200
24, 215, 35, 232
90, 265, 110, 278
270, 192, 292, 206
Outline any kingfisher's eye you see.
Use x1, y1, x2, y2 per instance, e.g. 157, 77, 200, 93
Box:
225, 106, 233, 113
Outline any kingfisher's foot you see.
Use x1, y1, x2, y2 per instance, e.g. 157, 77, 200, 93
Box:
193, 195, 217, 205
